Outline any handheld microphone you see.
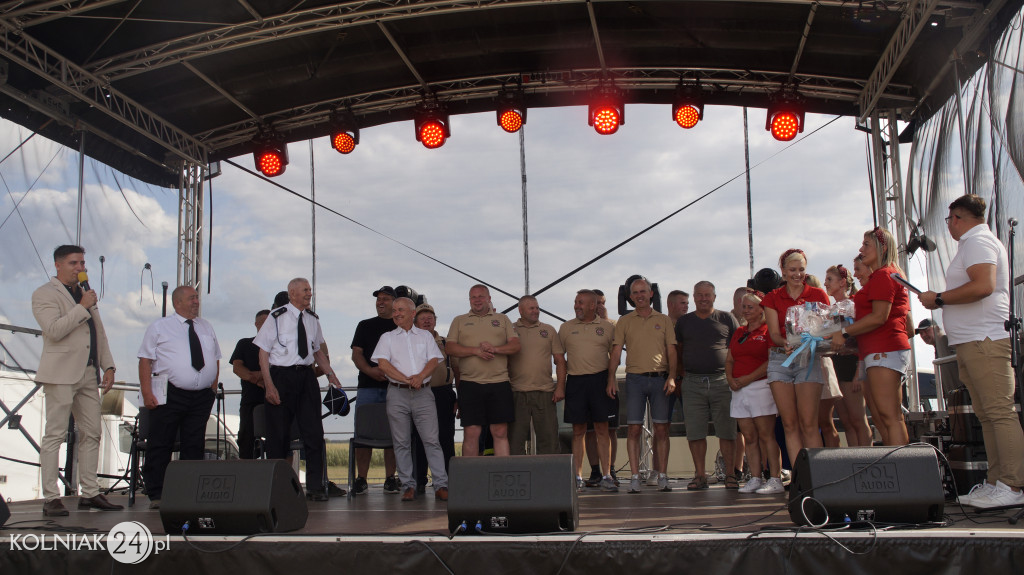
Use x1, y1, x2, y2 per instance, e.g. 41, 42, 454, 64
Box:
1009, 217, 1018, 227
77, 271, 91, 292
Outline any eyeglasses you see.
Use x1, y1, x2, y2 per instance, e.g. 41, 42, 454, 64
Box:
945, 214, 961, 224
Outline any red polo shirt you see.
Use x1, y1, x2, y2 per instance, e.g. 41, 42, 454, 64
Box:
761, 284, 831, 337
729, 322, 771, 378
855, 264, 910, 358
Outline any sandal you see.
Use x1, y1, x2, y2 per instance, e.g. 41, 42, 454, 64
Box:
687, 475, 709, 490
725, 474, 740, 489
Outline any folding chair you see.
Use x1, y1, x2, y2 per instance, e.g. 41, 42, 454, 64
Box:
347, 402, 392, 499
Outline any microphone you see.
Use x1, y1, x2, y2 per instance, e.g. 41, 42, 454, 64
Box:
78, 271, 91, 292
1009, 217, 1018, 227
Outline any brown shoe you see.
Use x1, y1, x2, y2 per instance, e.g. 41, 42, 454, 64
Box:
78, 494, 125, 511
43, 498, 69, 517
401, 487, 416, 501
434, 487, 449, 501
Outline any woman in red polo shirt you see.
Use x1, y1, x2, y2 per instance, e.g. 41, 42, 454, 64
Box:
726, 289, 784, 494
762, 249, 831, 467
831, 228, 911, 445
824, 263, 872, 447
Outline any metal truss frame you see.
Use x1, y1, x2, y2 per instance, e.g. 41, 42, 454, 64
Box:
176, 160, 206, 304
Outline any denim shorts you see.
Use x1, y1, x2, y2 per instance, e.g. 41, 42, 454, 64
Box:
624, 373, 672, 424
863, 349, 911, 375
767, 349, 826, 384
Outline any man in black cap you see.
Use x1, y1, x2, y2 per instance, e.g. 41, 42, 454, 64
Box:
916, 318, 959, 396
349, 285, 399, 494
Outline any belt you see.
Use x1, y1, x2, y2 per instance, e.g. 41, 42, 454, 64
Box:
637, 371, 668, 378
271, 364, 313, 371
388, 380, 417, 389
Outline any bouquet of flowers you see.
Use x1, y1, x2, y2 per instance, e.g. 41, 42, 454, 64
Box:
783, 301, 855, 370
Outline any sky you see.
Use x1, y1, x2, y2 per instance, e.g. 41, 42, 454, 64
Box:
0, 103, 939, 436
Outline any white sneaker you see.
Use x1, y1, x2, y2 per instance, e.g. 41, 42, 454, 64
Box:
968, 480, 1024, 510
738, 477, 765, 493
576, 476, 585, 492
646, 473, 660, 486
629, 474, 641, 494
958, 482, 993, 506
756, 477, 785, 494
658, 473, 671, 492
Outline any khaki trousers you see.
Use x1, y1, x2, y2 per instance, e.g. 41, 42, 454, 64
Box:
41, 369, 102, 501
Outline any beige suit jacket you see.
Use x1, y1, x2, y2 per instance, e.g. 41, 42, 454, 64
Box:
31, 277, 115, 385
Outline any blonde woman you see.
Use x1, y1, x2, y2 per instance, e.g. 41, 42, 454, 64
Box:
762, 249, 831, 466
726, 290, 784, 494
831, 229, 911, 445
823, 264, 872, 446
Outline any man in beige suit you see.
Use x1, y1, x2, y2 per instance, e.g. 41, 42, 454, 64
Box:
32, 245, 121, 516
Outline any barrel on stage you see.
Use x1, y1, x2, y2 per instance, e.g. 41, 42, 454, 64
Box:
947, 387, 985, 444
447, 454, 578, 534
160, 459, 308, 535
788, 446, 945, 526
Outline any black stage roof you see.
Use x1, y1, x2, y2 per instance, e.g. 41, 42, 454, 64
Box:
0, 0, 1020, 187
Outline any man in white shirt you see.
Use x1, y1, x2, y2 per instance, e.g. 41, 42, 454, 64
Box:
138, 285, 221, 509
921, 194, 1024, 509
372, 297, 448, 501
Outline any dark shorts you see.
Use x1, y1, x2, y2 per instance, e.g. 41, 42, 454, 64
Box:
831, 354, 859, 382
459, 380, 514, 427
565, 371, 618, 425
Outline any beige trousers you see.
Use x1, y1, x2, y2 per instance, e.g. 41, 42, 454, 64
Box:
41, 369, 102, 501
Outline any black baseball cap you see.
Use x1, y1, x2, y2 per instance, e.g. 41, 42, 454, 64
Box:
916, 319, 934, 332
373, 285, 397, 298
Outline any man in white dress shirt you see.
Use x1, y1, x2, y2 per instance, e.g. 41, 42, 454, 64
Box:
138, 285, 221, 509
371, 297, 448, 501
255, 278, 342, 501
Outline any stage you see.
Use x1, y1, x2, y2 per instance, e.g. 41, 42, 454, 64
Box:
2, 480, 1023, 573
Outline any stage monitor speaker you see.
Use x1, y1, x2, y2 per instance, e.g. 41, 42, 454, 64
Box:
448, 454, 578, 534
789, 446, 945, 526
160, 459, 308, 535
0, 492, 9, 527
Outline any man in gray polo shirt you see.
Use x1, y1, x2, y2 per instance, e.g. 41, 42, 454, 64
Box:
675, 281, 739, 490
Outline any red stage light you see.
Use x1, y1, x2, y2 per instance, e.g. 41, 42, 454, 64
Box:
499, 109, 524, 133
331, 131, 356, 154
674, 104, 701, 129
257, 151, 285, 176
418, 120, 447, 149
591, 106, 621, 135
769, 111, 800, 141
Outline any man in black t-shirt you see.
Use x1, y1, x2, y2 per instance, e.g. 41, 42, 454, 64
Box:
231, 309, 270, 459
349, 286, 400, 494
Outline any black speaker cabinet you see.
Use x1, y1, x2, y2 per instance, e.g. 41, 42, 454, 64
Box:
947, 387, 985, 444
789, 446, 945, 526
448, 454, 578, 534
160, 459, 308, 535
0, 492, 9, 527
947, 443, 989, 495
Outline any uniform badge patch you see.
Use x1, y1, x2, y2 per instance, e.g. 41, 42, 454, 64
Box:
539, 330, 549, 338
596, 327, 605, 336
491, 320, 501, 327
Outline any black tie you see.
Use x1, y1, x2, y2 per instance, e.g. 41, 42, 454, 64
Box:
186, 319, 205, 371
297, 312, 308, 359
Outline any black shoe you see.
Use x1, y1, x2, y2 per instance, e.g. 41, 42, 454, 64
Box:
353, 477, 368, 495
585, 467, 603, 488
327, 481, 347, 497
416, 484, 427, 494
307, 490, 328, 502
383, 476, 401, 494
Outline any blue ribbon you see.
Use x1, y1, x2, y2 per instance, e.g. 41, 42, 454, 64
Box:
780, 332, 825, 379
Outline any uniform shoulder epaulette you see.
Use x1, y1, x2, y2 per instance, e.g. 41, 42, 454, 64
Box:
304, 309, 319, 319
271, 307, 288, 318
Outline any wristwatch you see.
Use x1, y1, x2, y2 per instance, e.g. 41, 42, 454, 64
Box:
841, 327, 850, 339
935, 292, 945, 307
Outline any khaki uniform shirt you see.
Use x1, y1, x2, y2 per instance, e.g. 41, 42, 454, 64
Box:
558, 317, 615, 376
428, 333, 453, 388
613, 310, 676, 374
509, 320, 564, 392
447, 310, 517, 384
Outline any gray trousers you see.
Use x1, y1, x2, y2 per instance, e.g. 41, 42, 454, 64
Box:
386, 385, 448, 489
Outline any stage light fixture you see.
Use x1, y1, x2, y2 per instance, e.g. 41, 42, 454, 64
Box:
766, 87, 806, 142
496, 87, 527, 133
329, 108, 360, 154
672, 80, 705, 129
588, 84, 625, 135
414, 95, 450, 149
252, 134, 289, 177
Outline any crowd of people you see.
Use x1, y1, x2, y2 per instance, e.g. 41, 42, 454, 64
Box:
30, 194, 1024, 515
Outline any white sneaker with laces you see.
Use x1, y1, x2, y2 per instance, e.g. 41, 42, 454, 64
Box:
576, 476, 585, 492
958, 482, 993, 506
968, 480, 1024, 510
738, 477, 765, 493
658, 473, 671, 492
629, 474, 641, 494
646, 474, 660, 486
756, 477, 785, 494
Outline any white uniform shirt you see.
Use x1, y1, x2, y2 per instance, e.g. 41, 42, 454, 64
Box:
138, 313, 221, 390
370, 325, 444, 383
943, 224, 1010, 345
253, 303, 324, 366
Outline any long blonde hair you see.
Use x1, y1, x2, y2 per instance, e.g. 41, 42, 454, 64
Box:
865, 227, 903, 275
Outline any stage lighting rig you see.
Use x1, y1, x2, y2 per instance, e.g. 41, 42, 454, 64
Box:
252, 131, 289, 177
496, 86, 527, 133
672, 80, 705, 129
766, 85, 805, 142
588, 83, 625, 135
414, 94, 450, 149
329, 107, 360, 154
